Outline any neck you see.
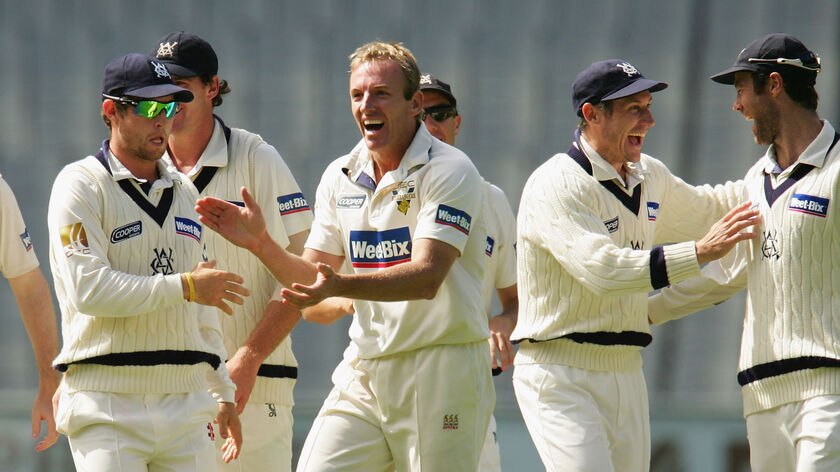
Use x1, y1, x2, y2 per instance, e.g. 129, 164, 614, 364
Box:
108, 139, 159, 182
370, 152, 402, 182
168, 116, 215, 173
772, 111, 822, 170
581, 130, 628, 180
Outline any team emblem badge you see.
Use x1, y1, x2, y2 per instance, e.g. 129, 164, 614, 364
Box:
761, 230, 780, 260
150, 247, 175, 274
151, 60, 171, 79
392, 180, 416, 215
156, 42, 178, 58
616, 62, 639, 77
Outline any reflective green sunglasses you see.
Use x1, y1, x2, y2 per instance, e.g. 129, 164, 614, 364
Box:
103, 94, 179, 119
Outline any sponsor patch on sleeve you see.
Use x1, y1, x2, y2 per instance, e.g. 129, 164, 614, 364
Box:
788, 193, 828, 217
175, 217, 202, 243
59, 222, 89, 257
349, 227, 412, 268
19, 228, 33, 251
110, 221, 143, 243
435, 204, 472, 235
646, 202, 659, 221
604, 216, 619, 233
485, 235, 495, 257
277, 193, 311, 216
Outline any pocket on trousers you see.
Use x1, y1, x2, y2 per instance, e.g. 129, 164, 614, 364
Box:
55, 390, 115, 437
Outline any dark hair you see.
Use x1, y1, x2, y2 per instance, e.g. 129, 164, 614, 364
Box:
200, 74, 231, 107
753, 71, 818, 111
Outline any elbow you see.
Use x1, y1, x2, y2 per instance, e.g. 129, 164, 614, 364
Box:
418, 279, 444, 300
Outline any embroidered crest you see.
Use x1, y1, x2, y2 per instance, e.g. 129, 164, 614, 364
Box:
150, 248, 175, 274
761, 229, 781, 260
616, 62, 639, 77
392, 180, 416, 215
443, 414, 459, 430
60, 222, 89, 257
151, 60, 171, 79
156, 42, 178, 58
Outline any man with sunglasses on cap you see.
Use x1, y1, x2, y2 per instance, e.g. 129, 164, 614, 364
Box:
152, 31, 312, 471
649, 33, 840, 471
510, 59, 760, 470
48, 52, 247, 470
420, 73, 517, 472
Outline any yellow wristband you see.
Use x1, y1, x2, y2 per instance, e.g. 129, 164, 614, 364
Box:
185, 272, 197, 302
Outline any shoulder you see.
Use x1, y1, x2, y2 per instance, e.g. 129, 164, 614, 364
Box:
484, 181, 510, 205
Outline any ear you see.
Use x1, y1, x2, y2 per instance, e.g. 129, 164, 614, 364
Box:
410, 90, 423, 118
581, 102, 599, 123
453, 114, 462, 137
207, 75, 221, 101
767, 72, 784, 97
102, 99, 117, 119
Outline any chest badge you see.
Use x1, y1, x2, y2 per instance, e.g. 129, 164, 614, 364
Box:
392, 180, 416, 215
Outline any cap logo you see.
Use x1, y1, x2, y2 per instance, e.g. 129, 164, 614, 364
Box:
419, 74, 432, 85
156, 41, 178, 59
616, 62, 639, 77
151, 60, 171, 79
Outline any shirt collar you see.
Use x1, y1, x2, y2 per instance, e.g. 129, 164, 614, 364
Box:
761, 120, 834, 175
343, 123, 432, 191
103, 141, 175, 189
162, 119, 228, 177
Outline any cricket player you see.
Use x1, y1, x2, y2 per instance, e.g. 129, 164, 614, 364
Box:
420, 73, 517, 472
196, 41, 494, 471
153, 31, 312, 471
49, 52, 246, 470
650, 33, 840, 472
510, 59, 760, 471
0, 174, 60, 452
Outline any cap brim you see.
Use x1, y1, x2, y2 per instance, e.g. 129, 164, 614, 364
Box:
420, 85, 457, 107
710, 64, 762, 84
601, 78, 668, 102
159, 62, 200, 78
125, 84, 194, 102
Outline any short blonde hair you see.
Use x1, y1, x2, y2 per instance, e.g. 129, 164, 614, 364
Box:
349, 41, 420, 100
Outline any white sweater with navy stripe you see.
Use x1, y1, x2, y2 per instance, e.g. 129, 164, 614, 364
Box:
512, 134, 741, 372
650, 121, 840, 415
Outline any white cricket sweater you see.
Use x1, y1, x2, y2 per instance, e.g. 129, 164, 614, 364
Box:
650, 121, 840, 415
49, 146, 233, 402
512, 134, 742, 372
166, 120, 312, 405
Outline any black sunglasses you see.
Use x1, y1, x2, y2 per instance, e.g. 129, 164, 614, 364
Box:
421, 106, 458, 122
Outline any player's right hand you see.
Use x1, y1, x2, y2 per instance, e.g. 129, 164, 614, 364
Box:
189, 261, 250, 316
215, 401, 242, 463
695, 202, 760, 265
196, 187, 269, 253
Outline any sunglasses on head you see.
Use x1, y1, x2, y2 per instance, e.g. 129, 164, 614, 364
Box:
421, 106, 458, 122
747, 54, 821, 72
103, 94, 179, 119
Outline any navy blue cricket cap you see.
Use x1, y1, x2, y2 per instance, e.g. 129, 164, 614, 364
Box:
710, 33, 820, 85
419, 73, 457, 108
101, 53, 193, 102
572, 59, 667, 117
153, 31, 218, 78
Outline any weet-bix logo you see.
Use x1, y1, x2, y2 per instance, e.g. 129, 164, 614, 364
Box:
19, 228, 32, 251
604, 216, 619, 233
277, 193, 310, 216
647, 202, 659, 221
110, 221, 142, 243
174, 217, 202, 243
349, 227, 412, 268
435, 204, 471, 235
485, 236, 495, 257
788, 193, 829, 217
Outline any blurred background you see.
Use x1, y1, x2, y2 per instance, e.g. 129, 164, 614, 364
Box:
1, 0, 838, 470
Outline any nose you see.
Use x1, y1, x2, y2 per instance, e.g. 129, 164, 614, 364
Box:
641, 108, 655, 127
732, 99, 743, 112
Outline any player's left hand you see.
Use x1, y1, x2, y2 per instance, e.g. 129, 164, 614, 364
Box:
488, 314, 516, 372
227, 349, 260, 415
281, 262, 339, 309
215, 401, 242, 463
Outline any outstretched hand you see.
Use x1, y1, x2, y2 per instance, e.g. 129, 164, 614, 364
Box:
196, 187, 268, 253
280, 262, 339, 309
215, 401, 242, 463
696, 202, 761, 265
190, 260, 250, 316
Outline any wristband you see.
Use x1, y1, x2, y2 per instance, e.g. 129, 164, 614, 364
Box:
185, 272, 197, 302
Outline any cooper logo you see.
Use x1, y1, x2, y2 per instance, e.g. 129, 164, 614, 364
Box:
110, 221, 143, 243
604, 216, 619, 233
337, 195, 366, 209
647, 202, 659, 221
788, 193, 828, 217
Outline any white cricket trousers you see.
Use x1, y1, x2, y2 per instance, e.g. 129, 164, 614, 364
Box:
513, 363, 649, 472
56, 389, 218, 472
746, 394, 840, 472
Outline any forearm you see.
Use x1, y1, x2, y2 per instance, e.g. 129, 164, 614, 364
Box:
237, 300, 301, 363
9, 269, 59, 377
252, 235, 318, 287
302, 297, 354, 324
